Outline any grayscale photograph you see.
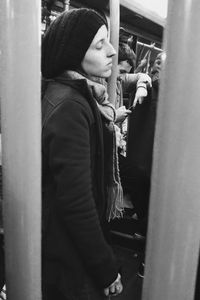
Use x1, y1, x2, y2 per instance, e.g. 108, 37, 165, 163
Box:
0, 1, 199, 299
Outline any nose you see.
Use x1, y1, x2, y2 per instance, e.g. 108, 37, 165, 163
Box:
107, 42, 116, 57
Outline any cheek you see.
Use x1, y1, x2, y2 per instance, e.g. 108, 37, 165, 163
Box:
124, 62, 132, 73
84, 56, 99, 71
82, 52, 105, 76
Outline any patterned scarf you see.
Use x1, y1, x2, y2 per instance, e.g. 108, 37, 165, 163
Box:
64, 71, 124, 221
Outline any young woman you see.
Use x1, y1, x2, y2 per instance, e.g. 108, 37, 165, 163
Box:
41, 8, 123, 300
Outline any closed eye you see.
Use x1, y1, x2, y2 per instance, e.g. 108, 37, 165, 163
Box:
95, 39, 104, 50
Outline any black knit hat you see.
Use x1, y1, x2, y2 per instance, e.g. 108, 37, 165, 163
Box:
42, 8, 107, 78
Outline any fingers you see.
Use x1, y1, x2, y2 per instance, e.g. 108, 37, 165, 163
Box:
117, 106, 131, 114
133, 96, 144, 107
110, 283, 116, 294
123, 109, 132, 116
103, 287, 109, 296
103, 282, 123, 297
115, 281, 123, 294
126, 109, 132, 114
138, 97, 144, 104
103, 273, 123, 297
112, 279, 123, 295
116, 106, 132, 122
133, 97, 140, 107
117, 106, 126, 114
134, 84, 147, 107
133, 99, 137, 108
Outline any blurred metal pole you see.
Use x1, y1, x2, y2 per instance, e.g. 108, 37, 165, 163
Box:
64, 0, 70, 11
0, 0, 41, 299
107, 0, 119, 106
142, 0, 200, 299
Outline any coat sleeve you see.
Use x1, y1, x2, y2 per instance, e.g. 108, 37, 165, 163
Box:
121, 73, 139, 94
45, 98, 118, 288
122, 73, 151, 96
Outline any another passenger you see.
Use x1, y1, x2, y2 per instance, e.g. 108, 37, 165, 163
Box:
42, 8, 123, 300
114, 42, 152, 218
115, 42, 151, 114
123, 52, 165, 239
115, 41, 152, 157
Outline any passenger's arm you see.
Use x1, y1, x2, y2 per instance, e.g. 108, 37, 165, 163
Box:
122, 72, 151, 94
122, 72, 152, 107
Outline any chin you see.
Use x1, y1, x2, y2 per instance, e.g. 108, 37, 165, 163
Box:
99, 69, 112, 78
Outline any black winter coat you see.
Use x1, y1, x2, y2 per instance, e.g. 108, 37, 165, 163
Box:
42, 77, 118, 298
127, 78, 159, 179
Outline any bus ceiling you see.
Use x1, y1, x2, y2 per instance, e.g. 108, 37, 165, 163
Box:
70, 0, 164, 44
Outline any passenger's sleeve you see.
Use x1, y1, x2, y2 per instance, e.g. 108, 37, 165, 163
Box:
47, 99, 118, 288
122, 73, 151, 94
122, 73, 138, 94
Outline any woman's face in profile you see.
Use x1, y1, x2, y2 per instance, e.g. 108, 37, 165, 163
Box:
81, 25, 116, 78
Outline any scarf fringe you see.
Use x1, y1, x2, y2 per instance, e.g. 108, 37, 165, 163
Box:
107, 182, 124, 222
106, 123, 124, 221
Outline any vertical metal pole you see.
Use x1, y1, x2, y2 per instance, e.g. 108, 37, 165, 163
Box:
142, 0, 200, 299
108, 0, 119, 106
64, 0, 70, 11
0, 0, 41, 299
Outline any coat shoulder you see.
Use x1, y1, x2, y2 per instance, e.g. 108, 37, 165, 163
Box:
42, 80, 95, 128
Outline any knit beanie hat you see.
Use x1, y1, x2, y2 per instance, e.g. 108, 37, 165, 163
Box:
42, 8, 108, 78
